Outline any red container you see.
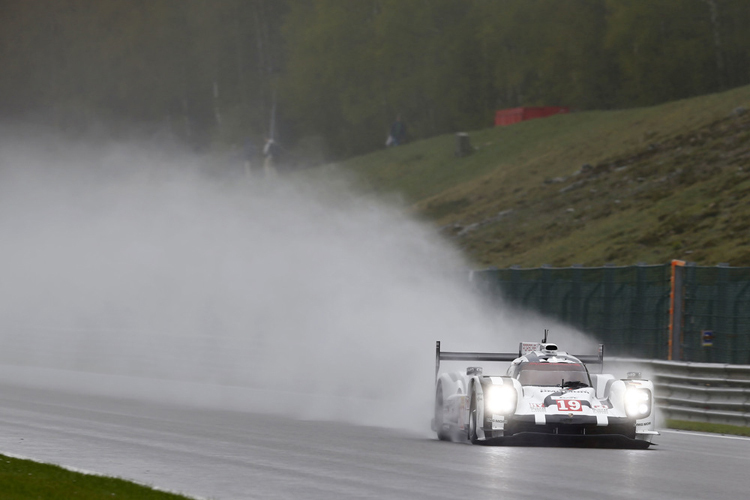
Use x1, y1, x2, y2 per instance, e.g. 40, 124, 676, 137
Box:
494, 106, 569, 127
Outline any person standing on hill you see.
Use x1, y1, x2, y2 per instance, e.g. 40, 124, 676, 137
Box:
387, 114, 406, 147
263, 136, 278, 177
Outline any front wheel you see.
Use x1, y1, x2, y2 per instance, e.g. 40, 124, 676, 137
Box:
468, 394, 479, 444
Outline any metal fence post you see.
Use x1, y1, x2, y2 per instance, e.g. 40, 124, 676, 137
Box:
571, 264, 583, 329
635, 263, 647, 356
669, 260, 686, 361
541, 265, 551, 317
604, 265, 615, 343
717, 264, 731, 363
733, 281, 750, 365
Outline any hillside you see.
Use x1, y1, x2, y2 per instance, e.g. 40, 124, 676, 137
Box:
334, 85, 750, 268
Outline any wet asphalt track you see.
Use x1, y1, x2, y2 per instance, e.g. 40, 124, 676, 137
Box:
0, 382, 748, 500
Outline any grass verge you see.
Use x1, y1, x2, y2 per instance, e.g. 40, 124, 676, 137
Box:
0, 454, 195, 500
666, 419, 750, 437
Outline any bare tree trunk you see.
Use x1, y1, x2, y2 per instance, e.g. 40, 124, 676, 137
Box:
235, 11, 248, 110
182, 96, 192, 143
213, 80, 222, 128
252, 2, 266, 74
253, 1, 269, 135
701, 0, 726, 90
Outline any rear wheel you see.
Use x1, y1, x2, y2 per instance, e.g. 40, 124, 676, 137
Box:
435, 384, 450, 441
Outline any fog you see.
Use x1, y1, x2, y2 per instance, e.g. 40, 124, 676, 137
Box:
0, 130, 592, 433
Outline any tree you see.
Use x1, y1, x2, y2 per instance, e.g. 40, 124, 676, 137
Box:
1, 0, 748, 159
605, 0, 720, 106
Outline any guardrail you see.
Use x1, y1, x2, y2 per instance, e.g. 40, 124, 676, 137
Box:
605, 358, 750, 427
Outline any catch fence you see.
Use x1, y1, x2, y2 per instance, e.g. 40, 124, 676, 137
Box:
473, 261, 750, 364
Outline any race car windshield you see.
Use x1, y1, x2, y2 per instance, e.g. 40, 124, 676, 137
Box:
516, 362, 590, 386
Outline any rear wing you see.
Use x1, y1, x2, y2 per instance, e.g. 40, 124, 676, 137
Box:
575, 347, 605, 365
435, 341, 604, 381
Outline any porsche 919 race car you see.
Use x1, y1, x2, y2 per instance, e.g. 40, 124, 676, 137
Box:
432, 335, 658, 448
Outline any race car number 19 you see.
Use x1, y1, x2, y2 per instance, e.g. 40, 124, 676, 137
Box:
556, 399, 582, 411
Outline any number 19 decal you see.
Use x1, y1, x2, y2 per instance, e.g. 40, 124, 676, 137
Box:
556, 399, 582, 411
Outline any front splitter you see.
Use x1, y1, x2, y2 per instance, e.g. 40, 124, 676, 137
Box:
477, 432, 654, 449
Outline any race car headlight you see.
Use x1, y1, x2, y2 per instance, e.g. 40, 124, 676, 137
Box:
485, 385, 517, 415
625, 388, 652, 418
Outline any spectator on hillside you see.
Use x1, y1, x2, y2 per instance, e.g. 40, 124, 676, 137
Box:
263, 136, 278, 177
387, 114, 406, 147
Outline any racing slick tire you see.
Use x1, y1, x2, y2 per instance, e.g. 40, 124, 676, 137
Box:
468, 393, 479, 444
434, 383, 451, 441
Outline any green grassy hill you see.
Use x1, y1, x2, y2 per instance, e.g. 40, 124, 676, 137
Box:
335, 85, 750, 268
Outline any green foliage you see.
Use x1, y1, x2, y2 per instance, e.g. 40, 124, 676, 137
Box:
473, 0, 611, 109
0, 0, 748, 158
281, 0, 485, 156
606, 0, 712, 106
0, 454, 193, 499
0, 0, 287, 146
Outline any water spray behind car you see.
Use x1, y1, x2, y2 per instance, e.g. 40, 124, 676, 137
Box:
0, 127, 596, 434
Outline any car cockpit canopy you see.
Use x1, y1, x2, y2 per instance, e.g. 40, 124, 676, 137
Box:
510, 360, 591, 387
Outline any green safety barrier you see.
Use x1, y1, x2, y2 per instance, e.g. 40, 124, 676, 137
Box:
682, 265, 750, 364
474, 262, 750, 364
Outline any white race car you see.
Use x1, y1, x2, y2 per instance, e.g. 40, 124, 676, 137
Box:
432, 334, 658, 448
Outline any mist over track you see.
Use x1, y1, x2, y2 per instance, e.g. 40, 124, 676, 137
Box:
0, 133, 592, 433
